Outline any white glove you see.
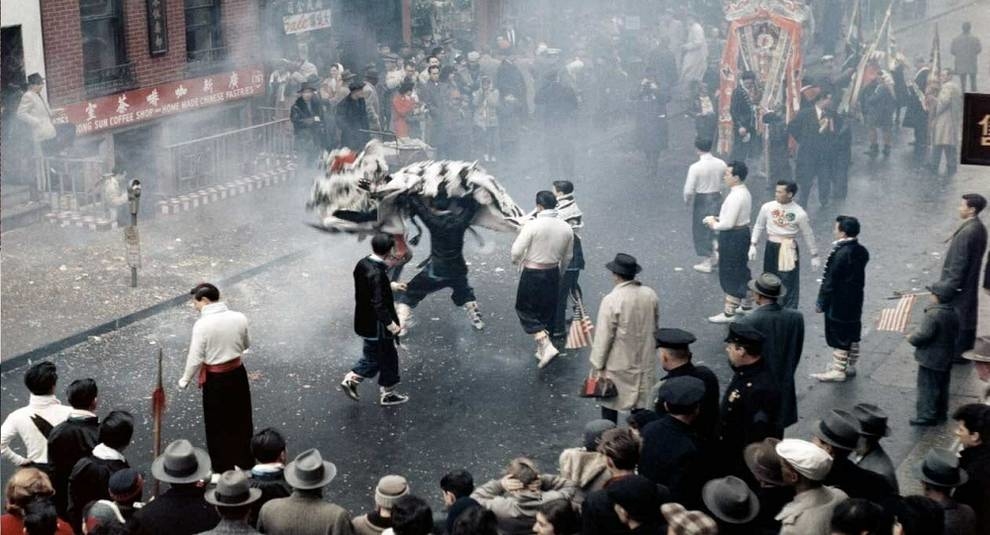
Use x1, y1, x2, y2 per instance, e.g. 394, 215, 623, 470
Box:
748, 245, 757, 262
811, 256, 822, 269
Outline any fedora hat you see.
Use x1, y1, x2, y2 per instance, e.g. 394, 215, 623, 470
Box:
744, 438, 785, 486
701, 476, 759, 524
204, 470, 262, 507
285, 448, 337, 490
851, 403, 891, 437
297, 83, 317, 94
964, 336, 990, 363
916, 448, 969, 488
605, 253, 642, 278
27, 73, 45, 86
151, 439, 212, 484
748, 272, 787, 299
812, 409, 860, 451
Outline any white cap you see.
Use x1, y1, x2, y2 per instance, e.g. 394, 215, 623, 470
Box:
467, 51, 480, 62
775, 439, 833, 481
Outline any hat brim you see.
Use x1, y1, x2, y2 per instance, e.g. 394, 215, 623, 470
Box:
284, 460, 338, 490
747, 279, 787, 299
605, 261, 642, 277
701, 480, 760, 524
812, 421, 858, 451
204, 487, 262, 507
856, 423, 892, 438
914, 464, 969, 488
743, 442, 785, 486
150, 447, 212, 484
962, 350, 990, 363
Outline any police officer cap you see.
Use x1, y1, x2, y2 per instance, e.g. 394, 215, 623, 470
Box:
725, 323, 765, 344
658, 376, 706, 406
655, 328, 697, 349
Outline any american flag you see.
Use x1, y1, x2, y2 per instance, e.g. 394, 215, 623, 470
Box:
876, 293, 918, 332
566, 295, 594, 349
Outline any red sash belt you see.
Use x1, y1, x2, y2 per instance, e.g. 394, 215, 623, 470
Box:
198, 357, 243, 388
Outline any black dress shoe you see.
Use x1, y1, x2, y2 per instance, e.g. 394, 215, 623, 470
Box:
910, 418, 937, 427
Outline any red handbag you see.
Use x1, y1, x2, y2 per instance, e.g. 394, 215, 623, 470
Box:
580, 371, 618, 399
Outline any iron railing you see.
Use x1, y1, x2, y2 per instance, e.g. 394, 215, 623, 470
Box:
40, 156, 108, 211
84, 62, 136, 98
163, 118, 294, 195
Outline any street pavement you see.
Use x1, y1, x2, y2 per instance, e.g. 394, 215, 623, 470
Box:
2, 1, 988, 513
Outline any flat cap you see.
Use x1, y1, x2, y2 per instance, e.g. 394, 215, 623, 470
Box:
658, 376, 706, 407
655, 328, 697, 349
725, 322, 765, 345
775, 439, 832, 481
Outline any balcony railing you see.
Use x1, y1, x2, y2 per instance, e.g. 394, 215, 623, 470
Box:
84, 62, 136, 98
186, 46, 228, 76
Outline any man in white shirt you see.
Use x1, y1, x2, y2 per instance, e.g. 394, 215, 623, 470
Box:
0, 361, 72, 470
704, 161, 753, 323
684, 138, 727, 273
749, 180, 820, 308
178, 282, 254, 472
511, 191, 574, 367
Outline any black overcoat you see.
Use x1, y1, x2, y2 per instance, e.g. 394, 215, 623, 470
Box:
941, 217, 988, 331
736, 303, 805, 428
353, 256, 399, 338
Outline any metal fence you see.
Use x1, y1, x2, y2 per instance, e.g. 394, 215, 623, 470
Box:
163, 118, 294, 194
40, 157, 108, 211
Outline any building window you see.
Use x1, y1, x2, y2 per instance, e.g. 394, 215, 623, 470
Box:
185, 0, 225, 67
80, 0, 134, 96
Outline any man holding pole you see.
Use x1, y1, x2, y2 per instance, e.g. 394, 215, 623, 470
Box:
178, 283, 254, 472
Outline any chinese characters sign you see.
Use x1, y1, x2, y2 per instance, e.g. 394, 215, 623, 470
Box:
52, 67, 264, 136
146, 0, 168, 56
961, 93, 990, 166
283, 8, 331, 35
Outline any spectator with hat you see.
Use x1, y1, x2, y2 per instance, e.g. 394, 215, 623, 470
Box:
735, 272, 806, 429
660, 503, 717, 535
199, 470, 262, 534
849, 403, 898, 492
588, 253, 659, 423
606, 474, 664, 534
557, 420, 614, 507
105, 468, 143, 523
257, 449, 353, 535
67, 410, 133, 532
717, 322, 781, 478
580, 428, 642, 535
130, 439, 218, 535
700, 476, 760, 534
743, 438, 794, 534
336, 79, 372, 151
962, 335, 990, 403
952, 403, 990, 526
290, 82, 328, 166
352, 475, 409, 535
908, 280, 961, 426
638, 377, 705, 504
811, 409, 893, 503
654, 328, 720, 441
917, 448, 977, 535
774, 438, 847, 535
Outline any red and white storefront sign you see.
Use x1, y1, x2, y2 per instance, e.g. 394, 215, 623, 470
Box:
52, 66, 265, 136
282, 9, 331, 35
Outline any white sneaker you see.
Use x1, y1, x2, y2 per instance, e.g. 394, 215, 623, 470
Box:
693, 258, 713, 273
707, 312, 735, 324
810, 369, 847, 382
538, 341, 560, 368
464, 302, 485, 330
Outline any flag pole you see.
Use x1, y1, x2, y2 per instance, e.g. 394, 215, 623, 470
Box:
151, 346, 166, 497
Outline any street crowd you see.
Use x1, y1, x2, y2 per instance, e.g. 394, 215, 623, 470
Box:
3, 1, 990, 535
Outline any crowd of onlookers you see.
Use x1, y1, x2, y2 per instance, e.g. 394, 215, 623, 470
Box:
2, 359, 989, 534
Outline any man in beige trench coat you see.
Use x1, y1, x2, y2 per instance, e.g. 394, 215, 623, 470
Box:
589, 253, 660, 423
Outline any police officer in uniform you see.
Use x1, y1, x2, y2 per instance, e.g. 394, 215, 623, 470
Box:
718, 323, 783, 479
654, 328, 720, 442
639, 376, 707, 506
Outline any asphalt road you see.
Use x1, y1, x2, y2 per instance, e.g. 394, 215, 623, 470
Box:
2, 97, 984, 514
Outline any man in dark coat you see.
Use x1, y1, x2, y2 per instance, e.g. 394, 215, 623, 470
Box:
952, 404, 990, 527
654, 328, 720, 442
336, 80, 371, 151
940, 194, 988, 363
47, 378, 99, 517
131, 439, 219, 535
395, 195, 483, 336
248, 428, 292, 527
850, 403, 899, 493
339, 233, 409, 406
730, 71, 757, 162
813, 215, 870, 383
534, 70, 579, 179
290, 84, 326, 166
908, 281, 961, 426
718, 323, 782, 479
787, 90, 836, 208
736, 273, 805, 429
902, 57, 932, 159
639, 377, 705, 506
67, 410, 133, 532
811, 409, 895, 503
